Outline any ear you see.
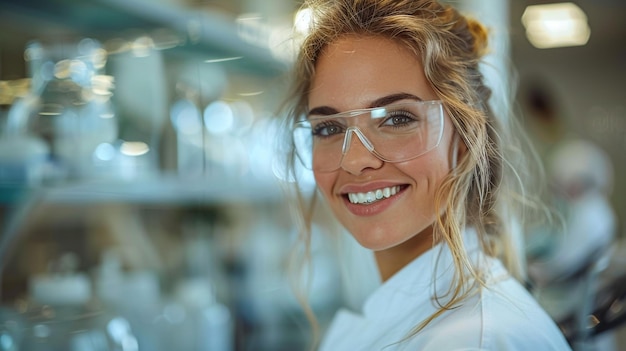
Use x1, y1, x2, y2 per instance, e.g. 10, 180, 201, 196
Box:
450, 132, 468, 170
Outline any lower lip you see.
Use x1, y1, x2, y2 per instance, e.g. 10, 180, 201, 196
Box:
343, 187, 406, 217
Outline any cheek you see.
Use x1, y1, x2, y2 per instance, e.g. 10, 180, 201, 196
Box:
399, 153, 451, 211
429, 156, 452, 189
314, 172, 335, 198
421, 152, 454, 208
405, 150, 451, 182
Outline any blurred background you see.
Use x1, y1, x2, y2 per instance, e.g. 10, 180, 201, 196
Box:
0, 0, 624, 350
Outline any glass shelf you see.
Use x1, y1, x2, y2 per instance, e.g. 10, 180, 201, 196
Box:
0, 172, 285, 205
0, 0, 291, 76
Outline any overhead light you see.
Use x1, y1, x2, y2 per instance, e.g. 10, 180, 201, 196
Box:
521, 2, 590, 49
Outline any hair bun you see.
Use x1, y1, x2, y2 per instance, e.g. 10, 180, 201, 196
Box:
466, 17, 489, 58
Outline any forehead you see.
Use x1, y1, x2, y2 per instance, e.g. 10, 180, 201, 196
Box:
309, 35, 437, 110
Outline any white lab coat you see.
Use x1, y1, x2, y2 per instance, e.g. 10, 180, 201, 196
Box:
320, 230, 572, 351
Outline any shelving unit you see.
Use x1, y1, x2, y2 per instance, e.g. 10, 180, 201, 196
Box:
0, 0, 291, 76
4, 173, 284, 205
0, 3, 310, 350
0, 0, 294, 204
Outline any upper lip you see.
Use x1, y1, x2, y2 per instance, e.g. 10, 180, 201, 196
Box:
339, 181, 405, 194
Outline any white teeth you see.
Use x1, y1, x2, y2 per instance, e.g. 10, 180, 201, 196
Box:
375, 189, 383, 200
357, 193, 366, 203
347, 186, 401, 204
383, 187, 390, 198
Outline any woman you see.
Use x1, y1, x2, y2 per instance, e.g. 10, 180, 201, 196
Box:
282, 0, 572, 350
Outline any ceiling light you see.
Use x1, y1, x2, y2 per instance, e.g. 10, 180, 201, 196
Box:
521, 2, 590, 49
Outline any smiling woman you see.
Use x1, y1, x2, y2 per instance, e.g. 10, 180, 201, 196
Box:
280, 0, 573, 350
307, 36, 452, 261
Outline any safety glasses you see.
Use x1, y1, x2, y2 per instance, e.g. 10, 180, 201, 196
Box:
292, 100, 444, 172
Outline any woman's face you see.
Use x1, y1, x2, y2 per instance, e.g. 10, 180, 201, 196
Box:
308, 35, 457, 254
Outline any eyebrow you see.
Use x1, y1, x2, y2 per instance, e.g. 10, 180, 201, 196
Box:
308, 93, 423, 117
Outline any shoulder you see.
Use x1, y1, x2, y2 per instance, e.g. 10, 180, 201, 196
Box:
479, 277, 572, 350
480, 257, 572, 350
410, 271, 572, 350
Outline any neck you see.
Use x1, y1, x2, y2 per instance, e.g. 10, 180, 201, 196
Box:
374, 225, 435, 282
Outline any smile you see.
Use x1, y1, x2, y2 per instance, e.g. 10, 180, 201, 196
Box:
347, 185, 402, 204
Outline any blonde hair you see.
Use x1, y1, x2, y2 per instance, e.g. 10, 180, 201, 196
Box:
280, 0, 546, 344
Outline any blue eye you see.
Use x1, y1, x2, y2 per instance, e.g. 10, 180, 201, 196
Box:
382, 111, 419, 128
312, 121, 345, 137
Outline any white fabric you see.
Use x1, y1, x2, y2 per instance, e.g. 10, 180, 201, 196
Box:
320, 231, 572, 351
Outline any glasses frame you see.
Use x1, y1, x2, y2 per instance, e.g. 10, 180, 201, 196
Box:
292, 100, 445, 172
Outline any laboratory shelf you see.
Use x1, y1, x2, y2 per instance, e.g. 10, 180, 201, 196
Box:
0, 0, 290, 76
0, 172, 286, 267
0, 173, 285, 206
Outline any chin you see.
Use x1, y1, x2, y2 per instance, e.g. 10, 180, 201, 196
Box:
347, 222, 434, 252
347, 226, 401, 251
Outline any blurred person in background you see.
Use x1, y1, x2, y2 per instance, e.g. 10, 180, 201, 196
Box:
528, 139, 616, 286
281, 0, 572, 350
527, 139, 617, 351
521, 74, 618, 350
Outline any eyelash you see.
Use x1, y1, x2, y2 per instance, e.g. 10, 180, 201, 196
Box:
309, 108, 421, 136
311, 121, 344, 137
382, 110, 419, 128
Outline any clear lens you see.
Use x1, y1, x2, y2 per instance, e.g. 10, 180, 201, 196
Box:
292, 100, 444, 172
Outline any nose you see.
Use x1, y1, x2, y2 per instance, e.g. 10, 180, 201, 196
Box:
339, 127, 383, 174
